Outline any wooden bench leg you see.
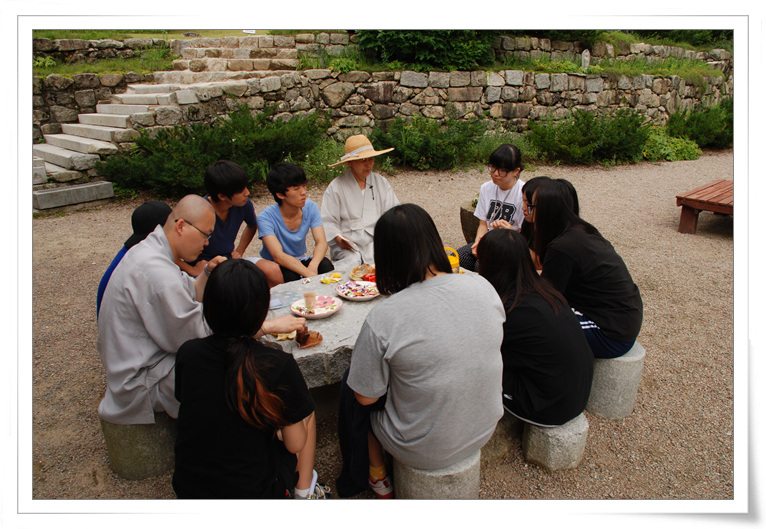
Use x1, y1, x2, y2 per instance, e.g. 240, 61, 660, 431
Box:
677, 205, 699, 234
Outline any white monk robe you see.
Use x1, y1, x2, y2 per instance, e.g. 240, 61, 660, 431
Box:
321, 168, 399, 270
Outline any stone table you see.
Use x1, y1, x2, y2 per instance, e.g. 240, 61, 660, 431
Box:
261, 272, 384, 388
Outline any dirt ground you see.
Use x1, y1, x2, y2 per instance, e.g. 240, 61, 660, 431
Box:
27, 151, 739, 522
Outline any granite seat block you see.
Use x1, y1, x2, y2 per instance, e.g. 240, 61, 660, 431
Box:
393, 451, 481, 499
522, 413, 588, 471
586, 341, 646, 419
99, 412, 177, 480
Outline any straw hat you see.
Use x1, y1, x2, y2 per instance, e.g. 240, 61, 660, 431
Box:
328, 135, 394, 167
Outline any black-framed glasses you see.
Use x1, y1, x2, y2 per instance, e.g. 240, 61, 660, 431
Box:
487, 165, 509, 177
176, 218, 213, 241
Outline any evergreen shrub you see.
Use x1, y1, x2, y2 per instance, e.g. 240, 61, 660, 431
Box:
96, 105, 330, 197
356, 30, 499, 71
665, 98, 733, 149
370, 116, 488, 170
526, 108, 650, 165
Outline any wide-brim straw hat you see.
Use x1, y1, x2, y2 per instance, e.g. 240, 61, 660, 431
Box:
328, 134, 394, 167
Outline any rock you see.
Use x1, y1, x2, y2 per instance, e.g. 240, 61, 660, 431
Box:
321, 82, 355, 107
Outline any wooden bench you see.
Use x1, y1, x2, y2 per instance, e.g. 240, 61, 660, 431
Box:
675, 179, 733, 234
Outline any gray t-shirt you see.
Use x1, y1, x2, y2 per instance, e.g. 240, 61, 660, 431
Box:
347, 273, 505, 470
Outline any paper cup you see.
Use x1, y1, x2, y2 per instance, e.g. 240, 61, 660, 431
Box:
304, 292, 317, 310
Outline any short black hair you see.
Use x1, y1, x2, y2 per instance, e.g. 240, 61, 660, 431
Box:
204, 161, 250, 202
266, 162, 308, 205
202, 259, 270, 337
488, 144, 523, 173
373, 203, 452, 295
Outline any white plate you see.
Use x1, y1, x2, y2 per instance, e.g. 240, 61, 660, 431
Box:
289, 295, 343, 319
336, 281, 380, 301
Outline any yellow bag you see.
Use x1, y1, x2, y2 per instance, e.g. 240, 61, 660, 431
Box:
444, 247, 460, 271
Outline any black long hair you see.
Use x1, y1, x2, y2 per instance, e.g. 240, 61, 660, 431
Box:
373, 203, 452, 296
202, 259, 287, 429
531, 179, 601, 263
477, 228, 567, 314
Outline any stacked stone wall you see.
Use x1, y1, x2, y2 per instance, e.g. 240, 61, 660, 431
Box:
32, 35, 733, 144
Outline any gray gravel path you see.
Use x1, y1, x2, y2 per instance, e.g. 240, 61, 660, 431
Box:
30, 150, 735, 507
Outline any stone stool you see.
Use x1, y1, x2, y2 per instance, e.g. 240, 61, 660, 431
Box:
522, 413, 589, 471
586, 341, 646, 419
99, 412, 178, 480
393, 450, 481, 499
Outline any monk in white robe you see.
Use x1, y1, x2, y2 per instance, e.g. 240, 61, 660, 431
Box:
321, 135, 399, 270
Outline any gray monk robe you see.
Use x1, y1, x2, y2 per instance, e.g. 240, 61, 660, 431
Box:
321, 168, 399, 269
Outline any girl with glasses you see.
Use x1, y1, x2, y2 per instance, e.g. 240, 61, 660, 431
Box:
457, 144, 526, 272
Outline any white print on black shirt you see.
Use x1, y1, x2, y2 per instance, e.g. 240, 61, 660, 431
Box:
487, 200, 517, 225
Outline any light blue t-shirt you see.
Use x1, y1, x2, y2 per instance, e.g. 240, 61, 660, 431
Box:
258, 200, 323, 261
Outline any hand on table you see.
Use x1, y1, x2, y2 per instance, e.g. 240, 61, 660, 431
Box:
260, 314, 307, 336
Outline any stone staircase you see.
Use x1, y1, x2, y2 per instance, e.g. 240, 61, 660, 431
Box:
32, 35, 319, 211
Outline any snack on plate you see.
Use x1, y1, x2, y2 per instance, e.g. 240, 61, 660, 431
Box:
271, 330, 297, 341
296, 328, 323, 349
320, 272, 342, 284
336, 281, 380, 299
350, 264, 375, 281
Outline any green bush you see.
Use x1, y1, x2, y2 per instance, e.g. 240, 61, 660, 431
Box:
665, 98, 733, 149
642, 127, 702, 162
370, 116, 489, 170
356, 30, 499, 71
526, 108, 650, 165
96, 105, 331, 197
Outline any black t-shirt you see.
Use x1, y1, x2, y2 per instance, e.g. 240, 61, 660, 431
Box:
173, 335, 315, 499
502, 294, 594, 426
542, 227, 643, 341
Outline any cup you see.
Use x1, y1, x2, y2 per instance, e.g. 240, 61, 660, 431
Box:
304, 292, 317, 311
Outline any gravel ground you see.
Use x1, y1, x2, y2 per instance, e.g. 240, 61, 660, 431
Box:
29, 151, 735, 512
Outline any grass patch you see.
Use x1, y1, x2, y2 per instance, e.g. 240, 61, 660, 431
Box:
32, 29, 265, 41
33, 43, 176, 77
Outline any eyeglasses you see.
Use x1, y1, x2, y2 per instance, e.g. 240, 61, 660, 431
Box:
176, 218, 213, 241
487, 165, 509, 177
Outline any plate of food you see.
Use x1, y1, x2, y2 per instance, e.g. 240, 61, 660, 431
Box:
349, 263, 375, 281
336, 280, 380, 301
289, 295, 343, 319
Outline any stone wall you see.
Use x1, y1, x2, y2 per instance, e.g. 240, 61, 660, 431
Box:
33, 68, 733, 145
32, 34, 734, 144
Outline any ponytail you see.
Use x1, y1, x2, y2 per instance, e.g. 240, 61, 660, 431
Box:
223, 336, 287, 430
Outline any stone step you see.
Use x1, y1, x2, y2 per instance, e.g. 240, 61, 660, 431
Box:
97, 103, 152, 115
43, 133, 118, 156
181, 47, 299, 60
173, 57, 299, 73
152, 70, 292, 84
33, 157, 47, 184
32, 143, 100, 171
110, 93, 178, 105
33, 181, 114, 210
126, 83, 182, 94
61, 123, 139, 143
79, 113, 130, 128
44, 161, 85, 183
111, 93, 161, 105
